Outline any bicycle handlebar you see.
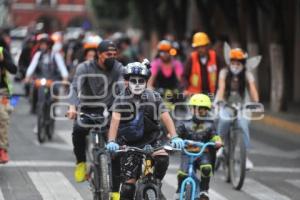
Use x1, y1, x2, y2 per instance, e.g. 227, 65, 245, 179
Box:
115, 144, 173, 155
182, 140, 216, 157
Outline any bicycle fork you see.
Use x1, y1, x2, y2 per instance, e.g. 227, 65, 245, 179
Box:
180, 156, 197, 200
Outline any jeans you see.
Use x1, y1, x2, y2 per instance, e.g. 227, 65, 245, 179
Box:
217, 107, 251, 149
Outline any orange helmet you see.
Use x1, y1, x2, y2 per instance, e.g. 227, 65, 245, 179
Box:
192, 32, 210, 47
157, 40, 172, 52
229, 48, 248, 60
83, 35, 102, 49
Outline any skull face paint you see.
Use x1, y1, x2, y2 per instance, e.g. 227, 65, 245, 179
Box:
128, 76, 146, 95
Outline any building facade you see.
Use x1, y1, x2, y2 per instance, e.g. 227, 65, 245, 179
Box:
11, 0, 88, 31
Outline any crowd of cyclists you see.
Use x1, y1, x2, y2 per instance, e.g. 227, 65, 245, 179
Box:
0, 27, 261, 200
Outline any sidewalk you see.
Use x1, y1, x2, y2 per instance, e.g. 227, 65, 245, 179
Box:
258, 103, 300, 135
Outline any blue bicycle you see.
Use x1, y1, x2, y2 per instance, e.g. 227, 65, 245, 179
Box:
179, 140, 216, 200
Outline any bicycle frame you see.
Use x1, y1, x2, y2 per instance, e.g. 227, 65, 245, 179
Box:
180, 140, 215, 200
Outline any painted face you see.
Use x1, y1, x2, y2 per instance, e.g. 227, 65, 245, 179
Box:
230, 60, 244, 75
128, 76, 146, 95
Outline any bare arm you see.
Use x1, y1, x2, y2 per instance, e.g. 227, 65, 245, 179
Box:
215, 76, 226, 102
107, 112, 121, 141
147, 75, 156, 89
248, 81, 259, 102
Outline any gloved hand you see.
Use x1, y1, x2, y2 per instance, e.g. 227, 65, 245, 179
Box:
106, 141, 119, 152
171, 136, 184, 149
211, 135, 223, 149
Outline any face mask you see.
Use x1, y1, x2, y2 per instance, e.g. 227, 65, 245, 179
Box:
128, 76, 146, 95
230, 64, 243, 75
104, 57, 115, 71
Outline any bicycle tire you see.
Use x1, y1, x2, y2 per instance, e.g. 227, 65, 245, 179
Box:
229, 129, 246, 190
99, 153, 111, 200
221, 132, 231, 183
144, 188, 157, 200
183, 183, 192, 200
37, 104, 47, 143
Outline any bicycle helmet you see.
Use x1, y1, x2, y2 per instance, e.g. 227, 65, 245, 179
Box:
157, 40, 172, 52
188, 94, 212, 109
229, 48, 248, 61
123, 59, 151, 80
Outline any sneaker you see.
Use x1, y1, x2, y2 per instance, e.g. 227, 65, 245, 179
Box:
216, 147, 224, 158
199, 191, 209, 200
246, 157, 254, 170
0, 149, 9, 164
111, 192, 120, 200
74, 162, 87, 182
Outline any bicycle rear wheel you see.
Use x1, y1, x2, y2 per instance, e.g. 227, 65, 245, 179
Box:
229, 128, 246, 190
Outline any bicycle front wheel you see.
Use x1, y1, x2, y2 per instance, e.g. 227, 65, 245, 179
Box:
229, 128, 246, 190
144, 188, 157, 200
99, 153, 111, 200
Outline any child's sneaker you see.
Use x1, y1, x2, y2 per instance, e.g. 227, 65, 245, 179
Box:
199, 191, 209, 200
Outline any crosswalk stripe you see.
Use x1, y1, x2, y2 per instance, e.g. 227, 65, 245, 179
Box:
0, 161, 74, 167
163, 173, 228, 200
286, 179, 300, 189
28, 171, 83, 200
243, 178, 291, 200
0, 188, 5, 200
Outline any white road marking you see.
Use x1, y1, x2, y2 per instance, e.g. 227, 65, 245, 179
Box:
243, 178, 291, 200
0, 188, 5, 200
252, 167, 300, 173
286, 179, 300, 188
28, 171, 83, 200
250, 140, 300, 159
0, 161, 74, 168
163, 173, 228, 200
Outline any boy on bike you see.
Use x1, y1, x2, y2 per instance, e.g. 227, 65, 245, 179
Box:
106, 60, 184, 200
175, 94, 222, 200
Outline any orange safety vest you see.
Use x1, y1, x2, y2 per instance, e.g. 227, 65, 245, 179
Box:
187, 50, 218, 95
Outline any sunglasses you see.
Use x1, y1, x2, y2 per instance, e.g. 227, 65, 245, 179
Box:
129, 78, 146, 84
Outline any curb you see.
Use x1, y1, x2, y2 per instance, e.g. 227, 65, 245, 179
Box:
259, 114, 300, 135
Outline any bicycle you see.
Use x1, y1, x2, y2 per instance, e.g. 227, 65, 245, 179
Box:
34, 78, 55, 143
116, 144, 172, 200
215, 103, 247, 190
179, 140, 216, 200
79, 112, 112, 200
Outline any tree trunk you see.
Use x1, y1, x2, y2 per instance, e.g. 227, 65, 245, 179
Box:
269, 44, 284, 112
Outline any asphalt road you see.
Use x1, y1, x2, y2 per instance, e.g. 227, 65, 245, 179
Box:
0, 89, 300, 200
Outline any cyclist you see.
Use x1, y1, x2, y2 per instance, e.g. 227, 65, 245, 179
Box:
106, 60, 184, 200
24, 33, 69, 113
66, 40, 123, 198
0, 35, 17, 163
183, 32, 220, 97
148, 40, 183, 90
214, 48, 259, 169
175, 94, 222, 200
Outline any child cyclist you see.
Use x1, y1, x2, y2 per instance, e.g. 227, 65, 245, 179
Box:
175, 94, 222, 200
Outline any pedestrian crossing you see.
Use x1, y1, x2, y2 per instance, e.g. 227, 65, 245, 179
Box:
0, 168, 298, 200
28, 172, 84, 200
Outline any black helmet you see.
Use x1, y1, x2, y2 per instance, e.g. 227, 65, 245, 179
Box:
123, 59, 151, 80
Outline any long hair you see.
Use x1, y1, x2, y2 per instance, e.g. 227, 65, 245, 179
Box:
225, 67, 247, 99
